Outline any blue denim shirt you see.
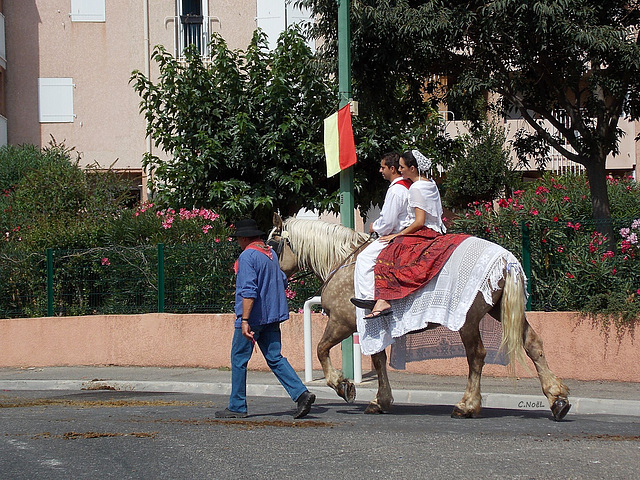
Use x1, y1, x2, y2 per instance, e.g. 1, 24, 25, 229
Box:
234, 247, 289, 328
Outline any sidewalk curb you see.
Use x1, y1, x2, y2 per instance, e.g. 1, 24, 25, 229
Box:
1, 379, 638, 417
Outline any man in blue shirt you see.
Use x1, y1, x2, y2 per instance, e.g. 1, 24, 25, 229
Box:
215, 219, 316, 419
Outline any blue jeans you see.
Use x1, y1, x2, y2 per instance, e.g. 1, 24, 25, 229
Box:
228, 322, 307, 413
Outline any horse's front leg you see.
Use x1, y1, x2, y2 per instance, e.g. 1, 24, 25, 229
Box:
451, 315, 485, 418
317, 312, 357, 403
364, 350, 394, 414
522, 318, 571, 421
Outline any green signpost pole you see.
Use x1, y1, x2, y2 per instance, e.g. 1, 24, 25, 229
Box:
338, 0, 355, 380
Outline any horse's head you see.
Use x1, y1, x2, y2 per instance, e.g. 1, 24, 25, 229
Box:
267, 213, 300, 277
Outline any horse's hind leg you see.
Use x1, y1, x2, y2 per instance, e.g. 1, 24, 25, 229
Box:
451, 312, 486, 418
364, 350, 394, 414
317, 313, 357, 403
522, 318, 571, 420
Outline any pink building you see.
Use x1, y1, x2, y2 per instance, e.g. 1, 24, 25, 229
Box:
2, 0, 309, 200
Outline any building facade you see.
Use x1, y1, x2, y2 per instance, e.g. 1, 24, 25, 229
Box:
2, 1, 638, 204
3, 0, 307, 199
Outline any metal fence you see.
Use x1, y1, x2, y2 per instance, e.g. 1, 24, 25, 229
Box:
1, 218, 638, 318
453, 217, 639, 312
0, 242, 323, 319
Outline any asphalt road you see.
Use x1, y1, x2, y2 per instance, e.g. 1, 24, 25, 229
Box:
1, 389, 639, 479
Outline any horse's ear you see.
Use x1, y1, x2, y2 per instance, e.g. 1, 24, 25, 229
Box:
273, 213, 283, 229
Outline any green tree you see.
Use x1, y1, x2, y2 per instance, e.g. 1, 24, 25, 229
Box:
131, 27, 458, 227
0, 143, 133, 252
131, 29, 338, 228
304, 0, 640, 239
442, 123, 521, 210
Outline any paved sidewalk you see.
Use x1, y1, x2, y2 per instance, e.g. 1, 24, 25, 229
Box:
0, 366, 638, 417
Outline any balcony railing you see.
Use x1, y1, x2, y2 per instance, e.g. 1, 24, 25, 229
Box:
442, 114, 636, 174
164, 14, 220, 60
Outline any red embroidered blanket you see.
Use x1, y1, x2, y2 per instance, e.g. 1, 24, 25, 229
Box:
374, 227, 470, 300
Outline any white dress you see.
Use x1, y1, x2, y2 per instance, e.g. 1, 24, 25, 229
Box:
354, 178, 410, 302
401, 180, 446, 234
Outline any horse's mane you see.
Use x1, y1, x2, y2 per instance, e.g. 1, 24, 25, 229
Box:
283, 218, 370, 279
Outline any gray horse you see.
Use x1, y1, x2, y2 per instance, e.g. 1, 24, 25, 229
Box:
269, 214, 571, 420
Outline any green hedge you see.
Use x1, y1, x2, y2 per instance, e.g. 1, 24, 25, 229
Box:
0, 242, 323, 318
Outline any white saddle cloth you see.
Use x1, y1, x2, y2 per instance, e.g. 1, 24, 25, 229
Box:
356, 236, 523, 356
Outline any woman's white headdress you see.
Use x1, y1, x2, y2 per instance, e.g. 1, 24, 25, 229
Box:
412, 149, 432, 178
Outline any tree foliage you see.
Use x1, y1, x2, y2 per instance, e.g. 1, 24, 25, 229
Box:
441, 123, 521, 210
131, 26, 461, 227
0, 143, 134, 251
303, 0, 640, 235
131, 29, 339, 228
450, 172, 640, 334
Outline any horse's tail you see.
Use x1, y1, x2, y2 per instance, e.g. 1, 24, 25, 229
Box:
500, 264, 530, 376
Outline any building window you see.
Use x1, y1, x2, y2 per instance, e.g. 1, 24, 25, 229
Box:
172, 0, 212, 58
0, 12, 6, 70
180, 0, 204, 54
38, 78, 75, 123
70, 0, 106, 23
256, 0, 314, 50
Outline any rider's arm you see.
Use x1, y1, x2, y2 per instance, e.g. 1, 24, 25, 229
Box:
379, 207, 426, 243
371, 187, 405, 236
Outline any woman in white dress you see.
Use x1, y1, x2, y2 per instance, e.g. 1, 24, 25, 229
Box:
365, 149, 448, 318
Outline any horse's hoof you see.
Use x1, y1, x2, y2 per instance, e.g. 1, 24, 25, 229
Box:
336, 381, 356, 403
450, 405, 475, 419
364, 403, 385, 414
551, 398, 571, 421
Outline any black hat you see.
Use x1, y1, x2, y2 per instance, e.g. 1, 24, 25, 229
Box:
232, 219, 265, 237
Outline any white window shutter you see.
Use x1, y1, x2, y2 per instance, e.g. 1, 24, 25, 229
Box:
285, 2, 315, 51
0, 115, 7, 147
286, 2, 312, 26
38, 78, 75, 123
256, 0, 285, 49
70, 0, 106, 22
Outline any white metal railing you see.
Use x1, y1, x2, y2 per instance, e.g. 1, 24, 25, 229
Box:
505, 118, 586, 173
303, 296, 362, 384
439, 110, 455, 122
164, 15, 220, 59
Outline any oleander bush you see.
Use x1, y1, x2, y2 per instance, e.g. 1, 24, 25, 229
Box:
450, 172, 640, 334
0, 144, 319, 317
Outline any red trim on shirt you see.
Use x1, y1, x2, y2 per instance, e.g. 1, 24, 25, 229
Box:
234, 242, 273, 274
397, 179, 412, 189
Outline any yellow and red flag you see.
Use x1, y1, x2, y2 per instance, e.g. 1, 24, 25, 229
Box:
324, 104, 357, 177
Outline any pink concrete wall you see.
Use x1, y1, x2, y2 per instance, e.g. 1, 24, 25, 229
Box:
0, 312, 637, 382
0, 313, 339, 372
399, 312, 640, 382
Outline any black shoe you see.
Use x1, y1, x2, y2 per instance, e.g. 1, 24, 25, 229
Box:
215, 408, 248, 418
350, 297, 377, 309
293, 391, 316, 419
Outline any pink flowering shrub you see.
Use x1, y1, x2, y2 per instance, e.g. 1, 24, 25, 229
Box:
103, 203, 232, 245
450, 172, 640, 333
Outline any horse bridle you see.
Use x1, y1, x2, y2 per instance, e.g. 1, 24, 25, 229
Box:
266, 226, 295, 258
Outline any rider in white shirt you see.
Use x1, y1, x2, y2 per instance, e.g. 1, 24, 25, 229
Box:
352, 152, 411, 310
